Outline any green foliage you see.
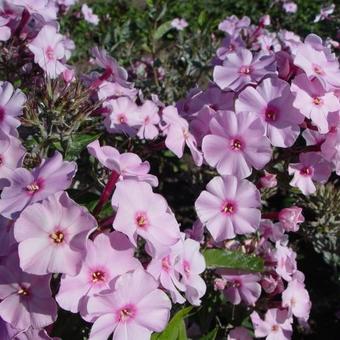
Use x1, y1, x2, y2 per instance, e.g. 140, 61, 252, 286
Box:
203, 248, 264, 272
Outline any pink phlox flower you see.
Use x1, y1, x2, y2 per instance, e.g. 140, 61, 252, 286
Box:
0, 17, 10, 41
0, 131, 25, 189
195, 175, 261, 241
291, 74, 340, 133
282, 279, 311, 320
97, 80, 138, 101
283, 2, 298, 13
260, 220, 285, 243
321, 128, 340, 175
56, 231, 141, 315
171, 18, 188, 30
174, 238, 206, 306
278, 30, 301, 55
218, 269, 261, 306
213, 48, 276, 91
202, 111, 272, 178
0, 216, 16, 256
288, 152, 331, 195
259, 170, 277, 188
279, 206, 304, 232
236, 77, 304, 147
81, 4, 99, 25
274, 242, 297, 282
136, 100, 160, 140
218, 15, 250, 37
251, 308, 293, 340
314, 4, 335, 23
87, 139, 158, 186
0, 253, 57, 330
228, 326, 252, 340
0, 81, 26, 136
86, 269, 171, 340
184, 219, 204, 243
28, 25, 68, 78
14, 191, 97, 275
216, 35, 245, 61
162, 105, 203, 166
111, 180, 180, 256
11, 0, 57, 22
0, 151, 76, 218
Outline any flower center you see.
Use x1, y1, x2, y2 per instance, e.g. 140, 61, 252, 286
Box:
135, 212, 148, 228
117, 304, 136, 323
92, 270, 105, 283
0, 155, 3, 166
17, 287, 29, 296
117, 113, 127, 124
162, 256, 171, 272
300, 166, 313, 176
230, 138, 243, 151
50, 230, 64, 244
239, 65, 252, 75
46, 46, 55, 61
26, 181, 41, 195
313, 64, 324, 75
221, 201, 236, 215
183, 260, 191, 277
271, 324, 279, 332
232, 280, 241, 288
312, 97, 323, 106
265, 106, 278, 122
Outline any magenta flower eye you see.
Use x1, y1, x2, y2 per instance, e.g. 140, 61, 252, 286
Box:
230, 138, 243, 151
117, 304, 136, 322
312, 97, 323, 106
265, 107, 278, 122
26, 182, 40, 194
135, 212, 148, 228
0, 107, 4, 122
239, 65, 252, 74
50, 230, 64, 244
299, 166, 313, 176
312, 64, 324, 75
221, 201, 235, 214
17, 287, 29, 296
91, 270, 105, 283
45, 46, 55, 61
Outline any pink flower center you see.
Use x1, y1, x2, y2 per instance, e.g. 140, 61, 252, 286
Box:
162, 256, 171, 272
183, 260, 191, 277
91, 270, 105, 283
299, 166, 313, 177
0, 106, 4, 122
232, 280, 241, 288
265, 106, 278, 122
312, 64, 324, 75
17, 286, 29, 296
117, 113, 127, 124
144, 116, 150, 124
221, 201, 236, 215
0, 155, 3, 166
117, 304, 137, 323
25, 179, 43, 195
239, 65, 252, 75
45, 46, 55, 61
312, 97, 323, 106
230, 138, 243, 151
50, 230, 64, 244
271, 324, 279, 332
135, 212, 149, 228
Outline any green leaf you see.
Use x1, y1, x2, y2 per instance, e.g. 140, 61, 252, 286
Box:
203, 249, 264, 272
200, 327, 219, 340
153, 21, 172, 40
65, 133, 101, 160
152, 307, 192, 340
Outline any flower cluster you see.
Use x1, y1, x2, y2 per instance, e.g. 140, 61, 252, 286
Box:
0, 1, 339, 339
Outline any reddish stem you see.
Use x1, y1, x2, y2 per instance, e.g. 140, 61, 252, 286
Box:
93, 170, 120, 216
90, 68, 112, 89
14, 9, 30, 37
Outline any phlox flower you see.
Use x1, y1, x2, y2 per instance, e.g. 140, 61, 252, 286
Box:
81, 4, 99, 26
0, 131, 25, 189
14, 191, 97, 275
0, 81, 26, 136
174, 238, 206, 306
314, 4, 335, 23
136, 100, 160, 140
235, 77, 304, 147
0, 17, 10, 41
251, 308, 293, 340
111, 180, 180, 255
162, 105, 203, 166
87, 139, 158, 186
228, 327, 252, 340
202, 111, 272, 179
104, 97, 139, 135
294, 34, 340, 89
259, 171, 277, 188
213, 48, 276, 91
87, 269, 171, 340
195, 175, 261, 241
288, 152, 331, 195
260, 220, 285, 243
0, 151, 76, 218
0, 216, 16, 256
321, 129, 340, 175
171, 18, 188, 30
216, 35, 245, 61
274, 242, 297, 282
218, 269, 261, 306
279, 206, 304, 232
282, 279, 311, 320
56, 231, 140, 314
283, 2, 298, 13
11, 0, 57, 22
97, 80, 138, 101
218, 15, 250, 36
0, 253, 57, 330
291, 74, 340, 133
28, 25, 68, 78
